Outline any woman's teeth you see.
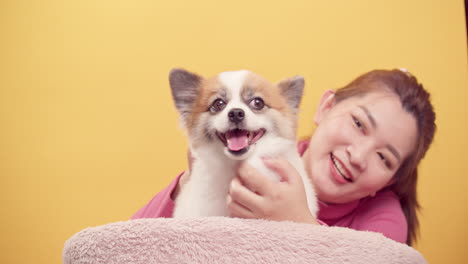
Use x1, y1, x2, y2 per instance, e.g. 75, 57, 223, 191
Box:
332, 155, 352, 182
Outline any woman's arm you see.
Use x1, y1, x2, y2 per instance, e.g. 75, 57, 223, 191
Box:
131, 172, 187, 219
131, 151, 193, 219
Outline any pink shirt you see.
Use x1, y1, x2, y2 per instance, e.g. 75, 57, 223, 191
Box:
132, 141, 408, 244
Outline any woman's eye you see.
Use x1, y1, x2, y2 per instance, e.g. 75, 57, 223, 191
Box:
378, 152, 385, 161
378, 152, 392, 169
210, 99, 226, 113
352, 116, 364, 130
249, 97, 265, 110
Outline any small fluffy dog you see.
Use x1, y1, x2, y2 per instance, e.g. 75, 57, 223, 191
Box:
169, 68, 317, 218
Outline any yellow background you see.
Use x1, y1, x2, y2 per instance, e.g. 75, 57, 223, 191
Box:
1, 1, 467, 263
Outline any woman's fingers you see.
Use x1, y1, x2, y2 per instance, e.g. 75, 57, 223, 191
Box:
263, 157, 301, 184
227, 194, 255, 219
229, 177, 263, 212
237, 162, 273, 195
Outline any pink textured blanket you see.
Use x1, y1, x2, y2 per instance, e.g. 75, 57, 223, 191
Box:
63, 217, 426, 264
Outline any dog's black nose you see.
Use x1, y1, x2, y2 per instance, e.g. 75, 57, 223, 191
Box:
228, 108, 245, 124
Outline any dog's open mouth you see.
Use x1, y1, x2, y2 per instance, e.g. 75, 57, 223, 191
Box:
216, 128, 266, 155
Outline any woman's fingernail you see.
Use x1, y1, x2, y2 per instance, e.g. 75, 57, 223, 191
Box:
226, 195, 232, 204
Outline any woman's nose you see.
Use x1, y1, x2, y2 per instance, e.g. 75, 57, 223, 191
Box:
346, 144, 369, 171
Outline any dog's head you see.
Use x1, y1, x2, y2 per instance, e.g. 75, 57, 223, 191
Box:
169, 68, 304, 160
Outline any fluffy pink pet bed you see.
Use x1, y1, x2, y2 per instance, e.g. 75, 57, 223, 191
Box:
63, 217, 426, 264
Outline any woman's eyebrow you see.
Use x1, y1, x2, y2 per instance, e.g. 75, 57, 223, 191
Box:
358, 105, 402, 163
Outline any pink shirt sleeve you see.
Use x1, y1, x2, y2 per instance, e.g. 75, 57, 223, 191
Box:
353, 191, 408, 244
131, 173, 183, 219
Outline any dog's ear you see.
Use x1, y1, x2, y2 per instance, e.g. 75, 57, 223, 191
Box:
169, 68, 202, 115
277, 76, 305, 110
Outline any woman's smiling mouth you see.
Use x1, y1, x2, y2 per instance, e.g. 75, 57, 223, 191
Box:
330, 153, 354, 183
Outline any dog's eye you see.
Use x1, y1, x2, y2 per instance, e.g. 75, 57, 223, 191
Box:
210, 99, 226, 113
249, 97, 265, 110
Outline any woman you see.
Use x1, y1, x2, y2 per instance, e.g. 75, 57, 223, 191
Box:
132, 69, 436, 246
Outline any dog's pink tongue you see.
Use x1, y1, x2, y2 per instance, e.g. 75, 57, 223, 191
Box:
226, 130, 249, 151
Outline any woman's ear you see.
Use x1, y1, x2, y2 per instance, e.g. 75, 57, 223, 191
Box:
314, 90, 336, 125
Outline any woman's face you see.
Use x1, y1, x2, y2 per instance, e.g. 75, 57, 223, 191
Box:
303, 89, 418, 204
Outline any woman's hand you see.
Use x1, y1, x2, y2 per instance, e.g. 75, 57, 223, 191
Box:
227, 157, 318, 225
